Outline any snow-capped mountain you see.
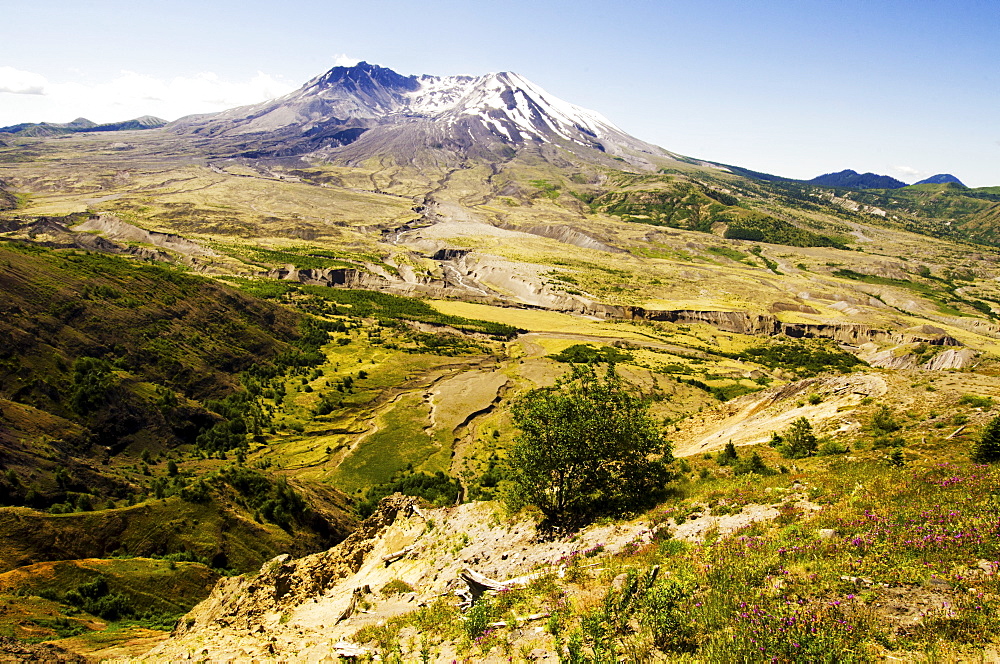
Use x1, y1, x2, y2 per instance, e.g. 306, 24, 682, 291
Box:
172, 62, 678, 167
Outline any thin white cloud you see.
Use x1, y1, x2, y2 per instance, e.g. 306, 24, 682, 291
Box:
0, 68, 297, 125
332, 54, 360, 67
890, 165, 928, 182
0, 66, 48, 95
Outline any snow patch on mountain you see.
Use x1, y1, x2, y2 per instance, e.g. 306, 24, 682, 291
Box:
397, 71, 622, 147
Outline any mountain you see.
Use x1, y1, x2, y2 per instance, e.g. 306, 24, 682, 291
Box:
89, 115, 167, 132
0, 117, 96, 137
170, 62, 686, 168
808, 169, 907, 190
0, 116, 166, 137
914, 173, 965, 187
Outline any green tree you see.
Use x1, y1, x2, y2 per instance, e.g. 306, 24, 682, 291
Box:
716, 441, 738, 466
870, 405, 901, 434
779, 417, 818, 459
971, 415, 1000, 463
503, 365, 671, 528
69, 356, 115, 414
733, 451, 774, 476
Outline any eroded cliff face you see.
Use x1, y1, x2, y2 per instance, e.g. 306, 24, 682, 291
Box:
621, 307, 964, 348
145, 495, 653, 662
863, 346, 979, 371
267, 252, 973, 362
267, 251, 604, 313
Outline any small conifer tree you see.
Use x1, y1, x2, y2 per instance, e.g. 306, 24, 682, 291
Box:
779, 417, 818, 459
971, 415, 1000, 463
716, 441, 739, 466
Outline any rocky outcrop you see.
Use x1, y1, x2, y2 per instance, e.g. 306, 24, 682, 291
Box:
673, 373, 889, 456
521, 224, 624, 253
0, 214, 225, 268
146, 494, 659, 661
268, 266, 388, 289
922, 348, 978, 370
163, 495, 418, 643
430, 248, 471, 261
770, 301, 821, 315
74, 214, 218, 257
863, 349, 918, 371
619, 307, 963, 348
628, 308, 779, 335
0, 187, 17, 211
862, 346, 977, 371
0, 215, 139, 255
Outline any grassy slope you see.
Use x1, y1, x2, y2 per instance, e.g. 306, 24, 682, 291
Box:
0, 242, 301, 406
0, 240, 365, 650
0, 241, 313, 509
0, 490, 345, 574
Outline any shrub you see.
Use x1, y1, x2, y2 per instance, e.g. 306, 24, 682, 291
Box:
732, 451, 775, 476
549, 344, 633, 364
818, 440, 850, 456
960, 394, 994, 409
641, 578, 697, 652
870, 405, 901, 434
69, 356, 116, 414
355, 471, 462, 518
716, 441, 738, 466
463, 596, 495, 640
380, 579, 415, 596
872, 435, 905, 449
779, 417, 818, 459
738, 342, 864, 377
62, 576, 134, 622
971, 415, 1000, 463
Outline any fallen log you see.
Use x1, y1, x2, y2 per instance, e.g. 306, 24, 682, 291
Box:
382, 545, 415, 566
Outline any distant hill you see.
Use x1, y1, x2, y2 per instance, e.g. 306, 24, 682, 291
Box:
914, 173, 965, 187
0, 115, 166, 137
808, 169, 907, 190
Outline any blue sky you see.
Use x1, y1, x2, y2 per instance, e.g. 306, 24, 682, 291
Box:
2, 0, 997, 186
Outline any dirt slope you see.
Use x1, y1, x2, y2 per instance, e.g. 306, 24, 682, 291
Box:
673, 373, 888, 456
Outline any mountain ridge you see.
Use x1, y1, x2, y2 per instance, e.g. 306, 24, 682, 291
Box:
169, 62, 685, 169
914, 173, 965, 187
808, 169, 907, 190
